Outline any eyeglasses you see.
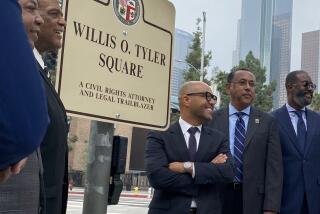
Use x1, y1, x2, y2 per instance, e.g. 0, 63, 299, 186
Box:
186, 92, 217, 102
302, 82, 316, 90
232, 79, 256, 87
292, 81, 316, 90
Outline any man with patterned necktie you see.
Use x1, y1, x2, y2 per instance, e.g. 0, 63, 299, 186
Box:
272, 70, 320, 214
208, 68, 283, 214
145, 81, 235, 214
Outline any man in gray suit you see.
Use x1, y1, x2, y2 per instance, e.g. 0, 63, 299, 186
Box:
208, 68, 283, 214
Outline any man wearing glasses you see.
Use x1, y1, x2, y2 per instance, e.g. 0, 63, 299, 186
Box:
145, 81, 235, 214
272, 70, 320, 214
208, 68, 283, 214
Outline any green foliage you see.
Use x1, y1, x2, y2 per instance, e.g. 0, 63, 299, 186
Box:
311, 93, 320, 111
214, 51, 276, 112
184, 18, 212, 85
213, 71, 229, 109
170, 111, 180, 124
43, 50, 58, 85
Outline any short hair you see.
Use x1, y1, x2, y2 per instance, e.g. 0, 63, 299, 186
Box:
285, 70, 308, 87
227, 67, 252, 83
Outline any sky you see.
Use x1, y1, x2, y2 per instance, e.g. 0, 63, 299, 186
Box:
169, 0, 320, 74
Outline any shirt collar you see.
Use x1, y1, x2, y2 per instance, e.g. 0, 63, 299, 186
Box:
179, 117, 202, 135
33, 48, 45, 69
285, 103, 306, 113
229, 103, 251, 116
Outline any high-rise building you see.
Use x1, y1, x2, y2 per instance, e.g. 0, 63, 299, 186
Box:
271, 0, 293, 107
236, 0, 292, 108
171, 29, 193, 98
301, 30, 320, 92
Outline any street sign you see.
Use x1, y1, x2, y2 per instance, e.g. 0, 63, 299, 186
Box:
57, 0, 175, 130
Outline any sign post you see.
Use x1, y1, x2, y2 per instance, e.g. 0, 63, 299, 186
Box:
58, 0, 175, 130
58, 0, 175, 212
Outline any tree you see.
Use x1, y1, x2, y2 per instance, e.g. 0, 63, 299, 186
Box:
311, 93, 320, 111
43, 50, 58, 84
214, 51, 276, 112
184, 18, 212, 85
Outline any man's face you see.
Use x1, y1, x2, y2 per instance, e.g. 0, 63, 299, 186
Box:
226, 70, 256, 111
288, 72, 314, 109
35, 0, 66, 52
19, 0, 43, 48
187, 83, 216, 123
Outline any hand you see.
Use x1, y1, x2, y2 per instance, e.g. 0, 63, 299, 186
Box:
263, 211, 277, 214
0, 167, 12, 184
11, 158, 28, 175
211, 153, 228, 164
168, 162, 185, 173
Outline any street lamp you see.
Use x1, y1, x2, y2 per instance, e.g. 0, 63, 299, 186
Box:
200, 11, 206, 82
175, 59, 201, 76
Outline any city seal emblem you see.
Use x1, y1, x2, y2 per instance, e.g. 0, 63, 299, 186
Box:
113, 0, 141, 26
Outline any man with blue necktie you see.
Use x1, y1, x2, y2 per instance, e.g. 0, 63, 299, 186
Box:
208, 68, 283, 214
272, 70, 320, 214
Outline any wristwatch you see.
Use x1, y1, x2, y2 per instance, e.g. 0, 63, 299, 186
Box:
183, 162, 193, 173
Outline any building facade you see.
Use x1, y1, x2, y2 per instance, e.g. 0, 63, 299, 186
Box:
301, 30, 320, 92
171, 29, 193, 98
236, 0, 293, 108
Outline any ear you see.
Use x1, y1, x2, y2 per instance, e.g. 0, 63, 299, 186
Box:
225, 83, 231, 95
182, 94, 191, 107
286, 83, 293, 91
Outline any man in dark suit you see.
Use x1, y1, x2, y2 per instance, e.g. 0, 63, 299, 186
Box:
34, 0, 69, 213
208, 68, 283, 214
145, 81, 235, 214
272, 70, 320, 214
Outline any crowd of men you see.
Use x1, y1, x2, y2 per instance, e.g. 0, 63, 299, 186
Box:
1, 1, 320, 214
0, 0, 68, 213
145, 68, 320, 214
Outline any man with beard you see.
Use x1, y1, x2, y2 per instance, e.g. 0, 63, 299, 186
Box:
272, 70, 320, 214
208, 68, 283, 214
145, 81, 235, 214
33, 0, 68, 213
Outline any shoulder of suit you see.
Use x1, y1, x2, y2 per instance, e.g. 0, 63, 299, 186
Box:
250, 107, 276, 122
147, 122, 178, 136
306, 108, 320, 118
202, 125, 227, 138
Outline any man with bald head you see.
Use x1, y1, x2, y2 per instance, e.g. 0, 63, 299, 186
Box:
145, 81, 235, 214
33, 0, 68, 213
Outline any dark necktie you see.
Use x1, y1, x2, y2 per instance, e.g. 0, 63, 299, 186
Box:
234, 112, 246, 182
188, 127, 199, 161
294, 110, 306, 152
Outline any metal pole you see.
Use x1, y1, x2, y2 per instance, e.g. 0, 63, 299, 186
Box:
82, 121, 114, 214
200, 11, 206, 82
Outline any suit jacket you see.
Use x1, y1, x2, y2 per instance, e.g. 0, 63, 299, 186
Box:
0, 0, 48, 169
0, 150, 43, 213
145, 122, 235, 214
208, 107, 283, 214
38, 65, 69, 214
272, 105, 320, 214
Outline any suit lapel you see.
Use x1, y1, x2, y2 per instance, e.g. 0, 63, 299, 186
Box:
195, 127, 212, 161
169, 122, 190, 161
244, 107, 260, 149
37, 63, 68, 121
278, 105, 303, 155
214, 108, 229, 140
305, 109, 316, 155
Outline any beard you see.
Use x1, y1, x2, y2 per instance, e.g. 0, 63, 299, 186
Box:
294, 90, 312, 107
